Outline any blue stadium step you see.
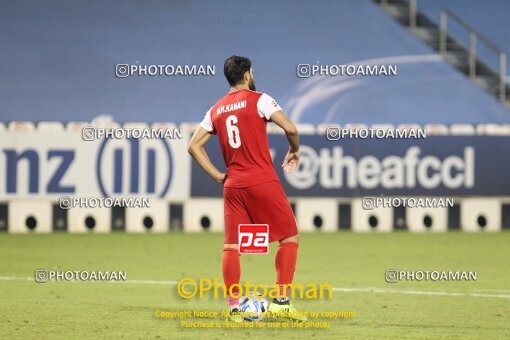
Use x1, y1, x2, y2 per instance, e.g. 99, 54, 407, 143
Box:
374, 0, 510, 110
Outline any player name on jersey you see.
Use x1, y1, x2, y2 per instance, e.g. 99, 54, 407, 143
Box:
216, 100, 247, 115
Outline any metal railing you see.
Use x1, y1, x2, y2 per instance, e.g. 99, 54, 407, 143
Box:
439, 9, 507, 104
409, 0, 417, 28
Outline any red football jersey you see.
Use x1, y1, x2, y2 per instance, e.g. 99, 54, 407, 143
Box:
200, 89, 282, 188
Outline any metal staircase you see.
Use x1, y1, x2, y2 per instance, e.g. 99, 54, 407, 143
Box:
375, 0, 510, 110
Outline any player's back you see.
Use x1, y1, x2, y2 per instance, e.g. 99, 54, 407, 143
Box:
200, 89, 282, 188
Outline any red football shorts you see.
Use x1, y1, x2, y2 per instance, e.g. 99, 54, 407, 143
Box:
223, 180, 298, 244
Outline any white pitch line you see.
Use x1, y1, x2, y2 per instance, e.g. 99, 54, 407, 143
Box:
0, 276, 178, 285
112, 279, 178, 285
473, 288, 510, 293
331, 287, 510, 299
1, 277, 509, 299
0, 276, 32, 281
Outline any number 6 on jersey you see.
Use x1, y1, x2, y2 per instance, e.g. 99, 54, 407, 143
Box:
226, 115, 241, 148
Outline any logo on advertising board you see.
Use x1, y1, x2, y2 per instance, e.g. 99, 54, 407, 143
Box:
0, 130, 180, 198
96, 138, 173, 198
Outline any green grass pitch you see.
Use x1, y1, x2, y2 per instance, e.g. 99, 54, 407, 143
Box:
0, 232, 509, 339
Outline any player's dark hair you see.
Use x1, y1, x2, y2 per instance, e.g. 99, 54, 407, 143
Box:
224, 56, 252, 86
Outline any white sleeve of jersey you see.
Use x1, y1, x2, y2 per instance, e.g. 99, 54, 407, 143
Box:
199, 108, 214, 133
257, 93, 282, 120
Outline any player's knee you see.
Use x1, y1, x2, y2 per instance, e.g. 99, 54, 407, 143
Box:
280, 234, 299, 244
224, 244, 238, 250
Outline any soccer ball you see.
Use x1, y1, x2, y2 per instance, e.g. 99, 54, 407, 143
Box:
239, 291, 269, 321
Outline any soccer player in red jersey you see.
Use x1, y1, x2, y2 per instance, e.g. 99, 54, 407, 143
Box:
188, 56, 305, 322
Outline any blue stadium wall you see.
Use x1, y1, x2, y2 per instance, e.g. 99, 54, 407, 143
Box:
0, 123, 509, 233
1, 0, 509, 124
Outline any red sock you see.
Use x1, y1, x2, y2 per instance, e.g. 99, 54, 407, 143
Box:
222, 248, 241, 308
275, 242, 298, 298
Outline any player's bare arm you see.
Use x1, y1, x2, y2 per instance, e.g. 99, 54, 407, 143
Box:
188, 127, 226, 184
271, 110, 300, 173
